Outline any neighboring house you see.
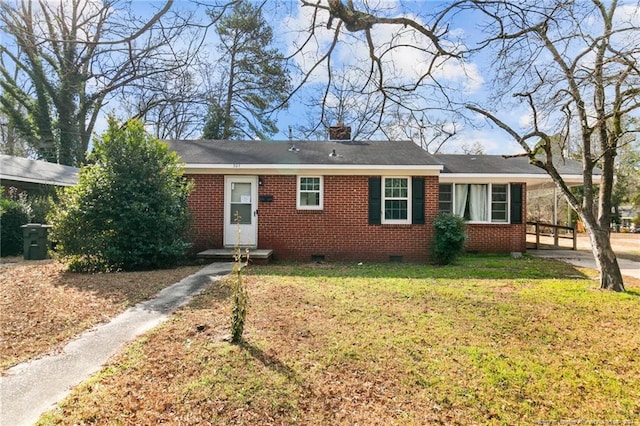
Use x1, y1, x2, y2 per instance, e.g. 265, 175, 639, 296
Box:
0, 155, 79, 194
617, 205, 639, 231
166, 139, 587, 262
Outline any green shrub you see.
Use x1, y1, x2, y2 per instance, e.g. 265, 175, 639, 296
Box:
0, 191, 32, 256
432, 213, 467, 265
48, 117, 193, 271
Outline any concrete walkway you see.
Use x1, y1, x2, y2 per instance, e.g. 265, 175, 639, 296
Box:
0, 262, 233, 426
529, 249, 640, 280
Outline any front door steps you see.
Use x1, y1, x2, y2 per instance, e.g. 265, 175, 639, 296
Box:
197, 248, 273, 264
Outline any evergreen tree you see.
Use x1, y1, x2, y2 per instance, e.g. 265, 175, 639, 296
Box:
202, 102, 233, 140
202, 1, 290, 140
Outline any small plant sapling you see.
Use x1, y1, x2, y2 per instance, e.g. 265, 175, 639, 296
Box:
230, 211, 249, 343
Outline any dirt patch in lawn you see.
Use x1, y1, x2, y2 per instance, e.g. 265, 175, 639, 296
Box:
0, 259, 203, 372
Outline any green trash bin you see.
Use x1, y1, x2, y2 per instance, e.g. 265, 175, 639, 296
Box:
22, 224, 52, 260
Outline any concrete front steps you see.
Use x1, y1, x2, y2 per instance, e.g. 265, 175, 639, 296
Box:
197, 248, 273, 264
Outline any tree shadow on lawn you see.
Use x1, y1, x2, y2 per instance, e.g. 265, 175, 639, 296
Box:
247, 255, 590, 281
626, 288, 640, 297
186, 275, 234, 310
239, 340, 299, 382
137, 271, 234, 314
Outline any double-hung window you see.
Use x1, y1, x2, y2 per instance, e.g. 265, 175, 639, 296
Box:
369, 177, 424, 225
490, 184, 508, 222
383, 177, 411, 224
438, 183, 453, 214
297, 176, 323, 210
438, 183, 511, 223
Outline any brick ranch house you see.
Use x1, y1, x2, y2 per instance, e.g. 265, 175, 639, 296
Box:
165, 140, 586, 262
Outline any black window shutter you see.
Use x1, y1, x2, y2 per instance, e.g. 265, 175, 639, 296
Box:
510, 183, 523, 224
369, 177, 381, 225
412, 177, 425, 225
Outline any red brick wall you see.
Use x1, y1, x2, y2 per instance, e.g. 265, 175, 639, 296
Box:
186, 174, 526, 260
186, 174, 439, 262
464, 182, 527, 253
258, 175, 439, 262
465, 224, 526, 253
186, 174, 224, 251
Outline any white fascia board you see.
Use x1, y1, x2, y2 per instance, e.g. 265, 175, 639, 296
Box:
183, 163, 443, 176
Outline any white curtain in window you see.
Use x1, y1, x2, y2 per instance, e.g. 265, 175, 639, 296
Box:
454, 184, 468, 216
469, 184, 488, 221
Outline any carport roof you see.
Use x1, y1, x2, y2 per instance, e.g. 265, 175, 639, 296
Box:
433, 154, 587, 175
433, 154, 597, 189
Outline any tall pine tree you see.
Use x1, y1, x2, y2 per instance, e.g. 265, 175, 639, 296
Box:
202, 1, 290, 140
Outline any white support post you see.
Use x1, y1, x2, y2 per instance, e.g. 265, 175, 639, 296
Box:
553, 187, 558, 226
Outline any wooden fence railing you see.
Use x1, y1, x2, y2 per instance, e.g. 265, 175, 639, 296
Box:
526, 221, 577, 250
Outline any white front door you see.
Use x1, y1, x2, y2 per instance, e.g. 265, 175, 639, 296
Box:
224, 176, 258, 247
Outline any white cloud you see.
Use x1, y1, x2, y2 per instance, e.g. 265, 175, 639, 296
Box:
432, 58, 484, 93
614, 3, 640, 27
33, 0, 111, 43
518, 113, 533, 129
282, 3, 338, 85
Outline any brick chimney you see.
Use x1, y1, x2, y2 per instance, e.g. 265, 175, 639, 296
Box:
328, 122, 351, 141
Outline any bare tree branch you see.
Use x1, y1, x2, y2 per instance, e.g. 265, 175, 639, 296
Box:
291, 0, 465, 143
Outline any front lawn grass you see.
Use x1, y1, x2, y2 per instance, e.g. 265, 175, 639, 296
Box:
38, 255, 640, 425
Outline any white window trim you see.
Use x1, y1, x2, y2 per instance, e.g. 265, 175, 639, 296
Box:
441, 183, 511, 224
382, 176, 412, 224
438, 183, 453, 214
490, 183, 510, 223
297, 176, 323, 210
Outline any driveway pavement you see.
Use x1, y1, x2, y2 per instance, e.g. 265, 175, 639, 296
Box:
527, 232, 639, 280
529, 249, 640, 280
0, 262, 233, 426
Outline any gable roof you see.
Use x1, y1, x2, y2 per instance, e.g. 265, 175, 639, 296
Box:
0, 155, 79, 187
165, 139, 442, 175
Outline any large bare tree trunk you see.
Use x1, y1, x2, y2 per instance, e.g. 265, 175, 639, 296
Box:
581, 215, 625, 292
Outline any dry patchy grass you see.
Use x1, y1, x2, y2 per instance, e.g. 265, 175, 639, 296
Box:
0, 259, 202, 371
39, 256, 640, 425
